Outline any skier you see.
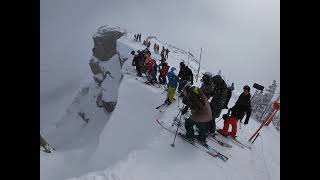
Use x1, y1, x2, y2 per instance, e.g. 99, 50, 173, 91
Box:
165, 67, 179, 104
217, 85, 252, 138
131, 50, 143, 77
145, 54, 157, 84
200, 72, 214, 99
208, 74, 228, 135
165, 48, 170, 59
224, 82, 235, 109
161, 48, 165, 60
158, 62, 169, 84
147, 40, 151, 49
134, 34, 137, 41
153, 43, 157, 53
157, 44, 160, 54
180, 85, 212, 144
177, 62, 193, 93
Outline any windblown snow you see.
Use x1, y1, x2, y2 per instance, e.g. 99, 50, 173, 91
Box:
40, 29, 279, 180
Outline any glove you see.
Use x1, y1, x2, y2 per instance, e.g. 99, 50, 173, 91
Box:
181, 106, 188, 115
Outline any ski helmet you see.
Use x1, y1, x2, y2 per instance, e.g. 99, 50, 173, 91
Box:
180, 62, 185, 68
243, 85, 250, 92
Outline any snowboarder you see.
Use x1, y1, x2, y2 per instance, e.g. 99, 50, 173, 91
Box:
224, 83, 234, 109
166, 67, 179, 104
217, 85, 252, 138
165, 48, 170, 59
158, 62, 169, 84
180, 85, 212, 144
177, 62, 193, 93
131, 50, 143, 76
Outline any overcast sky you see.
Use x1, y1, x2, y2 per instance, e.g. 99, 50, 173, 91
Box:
41, 0, 279, 92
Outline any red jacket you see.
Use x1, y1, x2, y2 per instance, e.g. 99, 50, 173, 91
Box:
147, 59, 155, 73
160, 66, 169, 76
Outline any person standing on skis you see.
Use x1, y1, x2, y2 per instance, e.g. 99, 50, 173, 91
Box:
217, 85, 252, 138
158, 62, 169, 84
178, 62, 193, 93
131, 50, 143, 77
180, 85, 212, 144
165, 67, 179, 104
208, 74, 228, 135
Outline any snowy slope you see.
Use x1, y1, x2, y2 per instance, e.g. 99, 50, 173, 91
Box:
41, 27, 279, 180
67, 79, 279, 180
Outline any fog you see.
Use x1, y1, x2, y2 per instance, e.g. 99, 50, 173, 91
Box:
41, 0, 279, 93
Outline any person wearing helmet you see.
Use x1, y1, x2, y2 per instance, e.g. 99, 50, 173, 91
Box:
180, 86, 212, 144
178, 62, 194, 93
203, 74, 228, 135
200, 72, 214, 99
217, 85, 252, 138
158, 62, 170, 84
165, 67, 179, 104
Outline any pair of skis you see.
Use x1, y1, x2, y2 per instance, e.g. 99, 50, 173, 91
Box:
215, 130, 252, 150
171, 116, 232, 149
156, 118, 228, 162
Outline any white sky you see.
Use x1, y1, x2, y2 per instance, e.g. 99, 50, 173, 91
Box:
41, 0, 279, 92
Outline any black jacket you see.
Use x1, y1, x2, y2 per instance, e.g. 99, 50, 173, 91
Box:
132, 55, 143, 67
230, 93, 252, 124
178, 66, 193, 84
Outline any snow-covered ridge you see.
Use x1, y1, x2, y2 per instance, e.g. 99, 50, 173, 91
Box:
41, 25, 279, 180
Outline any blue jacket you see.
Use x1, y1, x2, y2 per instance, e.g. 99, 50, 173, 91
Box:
167, 71, 179, 88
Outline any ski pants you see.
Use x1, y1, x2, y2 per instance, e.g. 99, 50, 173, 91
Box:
222, 116, 238, 137
185, 118, 208, 141
152, 71, 157, 81
178, 80, 188, 93
136, 66, 142, 76
166, 86, 176, 103
207, 119, 216, 134
158, 75, 167, 84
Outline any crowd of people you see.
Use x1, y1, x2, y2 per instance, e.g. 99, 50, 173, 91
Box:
134, 33, 141, 42
131, 33, 252, 144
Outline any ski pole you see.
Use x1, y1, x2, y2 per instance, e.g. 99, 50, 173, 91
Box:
178, 94, 180, 108
251, 133, 260, 144
171, 109, 182, 126
171, 106, 184, 147
215, 117, 223, 123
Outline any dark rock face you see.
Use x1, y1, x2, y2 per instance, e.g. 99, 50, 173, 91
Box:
92, 31, 124, 61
